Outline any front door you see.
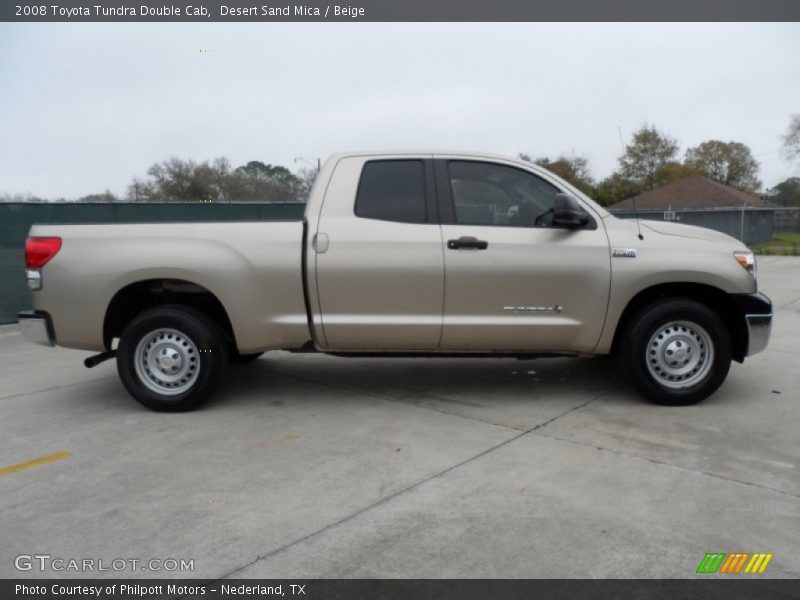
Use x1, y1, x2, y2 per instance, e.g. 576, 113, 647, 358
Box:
436, 158, 611, 353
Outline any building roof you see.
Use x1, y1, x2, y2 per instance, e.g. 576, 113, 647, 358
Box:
608, 174, 772, 210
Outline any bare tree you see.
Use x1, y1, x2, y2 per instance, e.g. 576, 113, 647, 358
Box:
295, 166, 319, 201
782, 114, 800, 165
126, 157, 304, 202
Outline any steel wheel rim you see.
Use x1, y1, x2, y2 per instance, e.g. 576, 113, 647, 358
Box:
646, 320, 714, 389
134, 328, 200, 396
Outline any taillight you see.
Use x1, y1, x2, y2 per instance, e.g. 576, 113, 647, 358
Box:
25, 237, 62, 268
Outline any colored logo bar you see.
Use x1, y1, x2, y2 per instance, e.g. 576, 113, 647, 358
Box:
697, 552, 773, 574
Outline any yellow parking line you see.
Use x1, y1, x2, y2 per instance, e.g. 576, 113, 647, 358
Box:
0, 451, 71, 478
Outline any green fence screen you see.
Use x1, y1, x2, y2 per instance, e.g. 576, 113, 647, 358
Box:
0, 202, 306, 324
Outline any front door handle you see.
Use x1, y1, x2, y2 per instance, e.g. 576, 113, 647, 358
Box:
447, 236, 488, 250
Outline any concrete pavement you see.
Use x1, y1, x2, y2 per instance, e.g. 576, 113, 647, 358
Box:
1, 257, 798, 579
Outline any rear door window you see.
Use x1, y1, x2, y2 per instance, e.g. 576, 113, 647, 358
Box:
355, 160, 427, 223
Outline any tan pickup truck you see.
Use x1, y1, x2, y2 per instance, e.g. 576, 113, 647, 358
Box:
19, 151, 772, 411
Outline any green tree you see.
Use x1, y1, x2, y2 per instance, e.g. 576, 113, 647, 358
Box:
519, 153, 595, 196
593, 172, 641, 207
685, 140, 761, 191
235, 161, 296, 185
230, 161, 304, 201
767, 177, 800, 206
618, 125, 680, 190
656, 162, 702, 185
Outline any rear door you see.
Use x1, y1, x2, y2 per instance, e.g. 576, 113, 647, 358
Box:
435, 157, 611, 352
313, 155, 444, 350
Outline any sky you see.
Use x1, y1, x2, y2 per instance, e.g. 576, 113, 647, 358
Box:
1, 22, 799, 199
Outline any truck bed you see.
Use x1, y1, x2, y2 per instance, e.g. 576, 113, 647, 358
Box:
29, 221, 311, 352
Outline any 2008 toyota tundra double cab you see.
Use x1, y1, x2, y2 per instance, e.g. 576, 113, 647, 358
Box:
18, 151, 772, 411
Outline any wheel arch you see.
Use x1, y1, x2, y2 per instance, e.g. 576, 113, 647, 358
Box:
610, 282, 748, 362
103, 278, 237, 351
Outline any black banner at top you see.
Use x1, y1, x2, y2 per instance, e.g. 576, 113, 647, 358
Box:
3, 0, 800, 22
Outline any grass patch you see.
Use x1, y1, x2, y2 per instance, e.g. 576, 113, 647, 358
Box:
752, 232, 800, 255
772, 232, 800, 245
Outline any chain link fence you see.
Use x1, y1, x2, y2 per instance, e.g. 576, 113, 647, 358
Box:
608, 207, 775, 244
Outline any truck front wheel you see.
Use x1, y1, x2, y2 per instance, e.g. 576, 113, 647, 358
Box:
117, 305, 228, 412
623, 299, 732, 405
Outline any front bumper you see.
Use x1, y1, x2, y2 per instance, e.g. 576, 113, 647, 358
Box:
18, 310, 55, 347
745, 314, 772, 356
733, 292, 772, 357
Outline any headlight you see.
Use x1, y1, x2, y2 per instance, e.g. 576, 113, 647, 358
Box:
734, 251, 756, 277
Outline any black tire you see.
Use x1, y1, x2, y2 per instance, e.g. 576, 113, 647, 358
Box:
117, 305, 228, 412
230, 351, 264, 364
622, 298, 731, 406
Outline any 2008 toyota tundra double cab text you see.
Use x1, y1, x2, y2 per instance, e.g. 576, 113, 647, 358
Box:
18, 151, 773, 411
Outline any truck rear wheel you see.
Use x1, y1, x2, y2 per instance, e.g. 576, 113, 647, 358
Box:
117, 305, 228, 412
623, 298, 731, 405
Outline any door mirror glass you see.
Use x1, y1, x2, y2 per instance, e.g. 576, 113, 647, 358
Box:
553, 193, 590, 229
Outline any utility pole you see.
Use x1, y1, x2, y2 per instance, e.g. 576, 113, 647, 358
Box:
740, 202, 747, 242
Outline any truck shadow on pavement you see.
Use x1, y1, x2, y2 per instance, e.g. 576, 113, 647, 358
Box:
214, 353, 629, 412
66, 354, 629, 414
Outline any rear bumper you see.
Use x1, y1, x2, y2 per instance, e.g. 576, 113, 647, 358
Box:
733, 292, 772, 357
18, 310, 55, 347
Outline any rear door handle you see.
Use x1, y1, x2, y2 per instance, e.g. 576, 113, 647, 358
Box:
447, 236, 488, 250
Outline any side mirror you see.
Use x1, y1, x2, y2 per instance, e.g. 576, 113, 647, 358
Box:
553, 193, 590, 228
